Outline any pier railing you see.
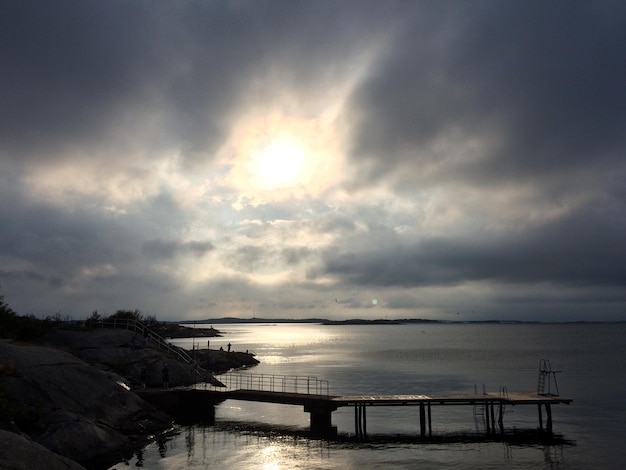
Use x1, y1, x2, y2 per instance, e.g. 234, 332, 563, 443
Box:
212, 372, 330, 396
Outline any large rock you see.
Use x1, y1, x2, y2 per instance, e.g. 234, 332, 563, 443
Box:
0, 327, 257, 467
194, 348, 259, 373
0, 429, 86, 470
0, 339, 171, 467
42, 329, 204, 388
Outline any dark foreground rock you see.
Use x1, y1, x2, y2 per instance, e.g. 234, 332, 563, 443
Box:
0, 338, 172, 469
0, 429, 86, 470
41, 328, 203, 389
0, 327, 260, 469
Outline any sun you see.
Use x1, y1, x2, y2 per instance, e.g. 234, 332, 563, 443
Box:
220, 109, 347, 203
249, 135, 307, 190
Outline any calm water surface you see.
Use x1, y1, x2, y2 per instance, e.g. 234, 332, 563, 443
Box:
109, 323, 626, 469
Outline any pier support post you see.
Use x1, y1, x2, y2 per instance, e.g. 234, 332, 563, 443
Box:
545, 404, 553, 434
305, 402, 337, 437
353, 404, 368, 439
419, 403, 426, 437
362, 404, 367, 436
537, 403, 552, 434
427, 402, 432, 437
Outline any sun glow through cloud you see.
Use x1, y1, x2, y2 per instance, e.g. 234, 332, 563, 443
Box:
249, 135, 307, 190
220, 107, 347, 205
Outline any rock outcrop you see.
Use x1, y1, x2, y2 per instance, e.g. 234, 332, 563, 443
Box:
41, 328, 202, 388
0, 429, 87, 470
0, 326, 259, 468
0, 338, 172, 468
194, 348, 259, 373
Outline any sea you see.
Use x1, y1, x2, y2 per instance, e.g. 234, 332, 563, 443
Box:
107, 322, 626, 469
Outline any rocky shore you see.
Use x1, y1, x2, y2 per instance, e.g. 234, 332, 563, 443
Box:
0, 326, 258, 469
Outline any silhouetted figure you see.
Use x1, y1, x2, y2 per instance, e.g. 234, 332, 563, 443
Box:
162, 364, 169, 388
227, 342, 231, 352
157, 436, 167, 458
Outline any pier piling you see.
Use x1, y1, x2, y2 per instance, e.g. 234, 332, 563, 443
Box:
419, 403, 426, 436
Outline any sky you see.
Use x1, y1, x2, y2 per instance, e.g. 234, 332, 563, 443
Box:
1, 0, 625, 322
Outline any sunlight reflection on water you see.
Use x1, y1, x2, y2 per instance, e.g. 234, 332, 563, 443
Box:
115, 323, 626, 469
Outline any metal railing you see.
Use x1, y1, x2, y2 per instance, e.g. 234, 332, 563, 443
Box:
210, 372, 330, 396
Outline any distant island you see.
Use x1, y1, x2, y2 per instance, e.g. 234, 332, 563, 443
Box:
321, 319, 403, 325
176, 317, 439, 325
179, 317, 488, 325
176, 317, 622, 325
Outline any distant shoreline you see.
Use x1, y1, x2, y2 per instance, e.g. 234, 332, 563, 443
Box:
175, 317, 625, 325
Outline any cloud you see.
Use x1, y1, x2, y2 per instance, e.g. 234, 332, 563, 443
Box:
324, 199, 626, 288
1, 1, 625, 321
143, 239, 215, 260
348, 1, 626, 190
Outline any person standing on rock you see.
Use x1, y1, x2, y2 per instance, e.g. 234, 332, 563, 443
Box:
227, 342, 231, 352
162, 364, 169, 388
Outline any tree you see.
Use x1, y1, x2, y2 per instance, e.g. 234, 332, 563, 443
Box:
0, 287, 16, 317
109, 309, 144, 322
85, 311, 102, 328
0, 288, 45, 340
0, 288, 17, 338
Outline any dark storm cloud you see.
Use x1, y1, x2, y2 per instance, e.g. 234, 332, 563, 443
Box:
0, 0, 242, 161
0, 0, 395, 166
324, 200, 626, 288
1, 1, 162, 159
0, 269, 48, 284
0, 189, 195, 296
0, 198, 128, 273
348, 0, 626, 188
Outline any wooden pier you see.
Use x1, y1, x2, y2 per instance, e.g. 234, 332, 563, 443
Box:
333, 391, 572, 438
138, 372, 572, 438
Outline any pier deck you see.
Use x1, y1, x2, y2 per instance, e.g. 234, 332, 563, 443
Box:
218, 389, 573, 407
332, 391, 572, 437
333, 391, 573, 406
139, 381, 572, 438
